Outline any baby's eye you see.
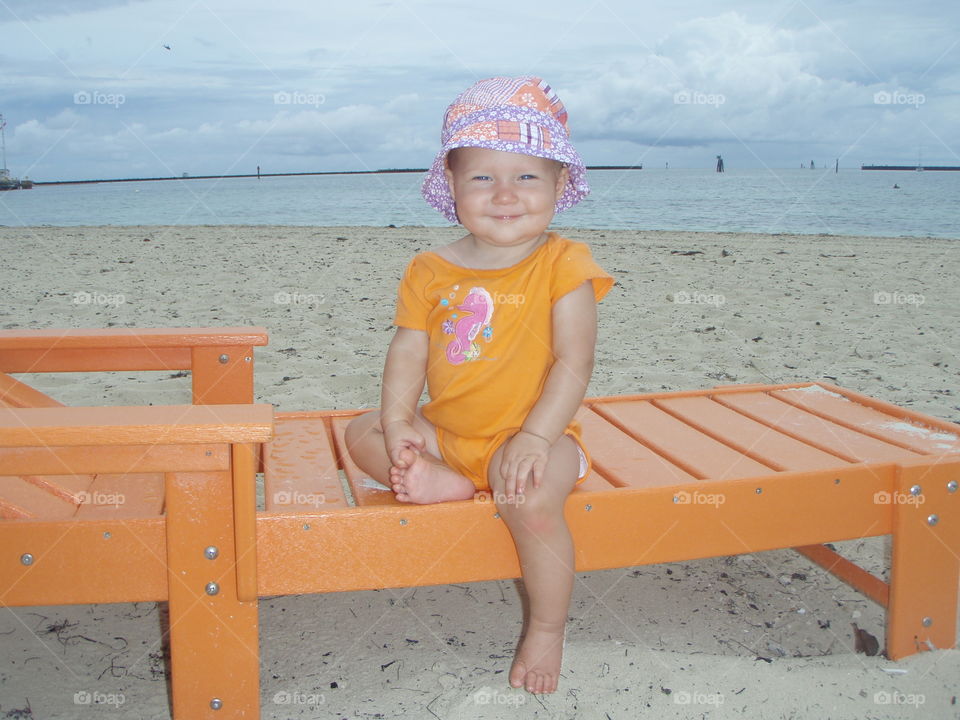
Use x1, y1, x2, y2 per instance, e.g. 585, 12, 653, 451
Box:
471, 175, 492, 181
519, 174, 539, 180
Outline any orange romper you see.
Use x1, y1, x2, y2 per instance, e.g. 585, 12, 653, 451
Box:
394, 233, 614, 490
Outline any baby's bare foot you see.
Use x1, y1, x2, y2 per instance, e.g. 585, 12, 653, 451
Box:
390, 449, 475, 504
509, 620, 565, 694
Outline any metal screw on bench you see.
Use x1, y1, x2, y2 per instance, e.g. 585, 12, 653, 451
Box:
927, 514, 939, 527
205, 581, 220, 596
585, 504, 593, 512
910, 484, 922, 496
204, 546, 219, 560
922, 617, 933, 627
20, 553, 33, 566
218, 354, 229, 364
210, 698, 223, 710
755, 487, 763, 494
948, 480, 958, 493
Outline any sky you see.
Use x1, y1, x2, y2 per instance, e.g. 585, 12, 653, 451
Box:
1, 0, 957, 181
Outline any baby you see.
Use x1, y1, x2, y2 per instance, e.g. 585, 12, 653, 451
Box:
345, 76, 613, 694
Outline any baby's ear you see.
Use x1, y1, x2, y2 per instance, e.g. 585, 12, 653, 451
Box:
555, 162, 569, 194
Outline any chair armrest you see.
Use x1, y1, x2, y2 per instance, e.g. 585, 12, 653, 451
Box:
0, 326, 269, 404
0, 403, 273, 448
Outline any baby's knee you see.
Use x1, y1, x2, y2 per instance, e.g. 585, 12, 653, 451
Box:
496, 492, 565, 535
344, 410, 380, 447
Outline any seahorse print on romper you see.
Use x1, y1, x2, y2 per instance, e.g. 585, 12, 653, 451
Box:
442, 286, 494, 364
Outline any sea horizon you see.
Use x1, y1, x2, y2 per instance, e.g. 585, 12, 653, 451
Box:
2, 167, 958, 239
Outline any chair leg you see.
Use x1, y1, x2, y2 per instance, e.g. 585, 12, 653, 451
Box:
165, 468, 260, 718
887, 459, 960, 659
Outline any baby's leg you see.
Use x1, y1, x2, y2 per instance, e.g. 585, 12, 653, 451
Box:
489, 435, 580, 694
343, 410, 475, 504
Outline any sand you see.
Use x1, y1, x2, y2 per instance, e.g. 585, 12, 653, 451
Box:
1, 225, 958, 719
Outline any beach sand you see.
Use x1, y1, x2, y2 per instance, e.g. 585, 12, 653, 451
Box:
1, 225, 958, 719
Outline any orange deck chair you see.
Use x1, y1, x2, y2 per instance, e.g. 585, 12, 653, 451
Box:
1, 326, 958, 719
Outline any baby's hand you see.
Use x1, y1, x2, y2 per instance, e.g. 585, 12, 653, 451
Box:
383, 420, 425, 468
499, 431, 551, 499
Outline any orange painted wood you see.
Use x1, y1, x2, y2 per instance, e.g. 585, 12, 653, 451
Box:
818, 381, 960, 436
654, 395, 846, 471
73, 473, 164, 519
0, 476, 77, 519
19, 473, 93, 504
714, 392, 921, 463
772, 386, 960, 455
0, 326, 269, 350
592, 400, 774, 480
794, 544, 889, 607
165, 469, 260, 718
190, 346, 255, 405
887, 459, 960, 659
0, 372, 64, 408
0, 404, 273, 447
254, 463, 895, 596
262, 414, 348, 510
0, 517, 167, 605
577, 406, 698, 487
0, 443, 229, 476
233, 443, 258, 603
586, 381, 812, 405
0, 327, 268, 374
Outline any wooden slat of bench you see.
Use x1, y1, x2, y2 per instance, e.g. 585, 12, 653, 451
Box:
772, 386, 960, 455
714, 392, 921, 464
592, 400, 773, 480
19, 474, 94, 504
577, 406, 698, 487
0, 476, 77, 519
74, 473, 165, 519
654, 395, 847, 471
0, 372, 65, 408
329, 415, 400, 506
262, 415, 349, 510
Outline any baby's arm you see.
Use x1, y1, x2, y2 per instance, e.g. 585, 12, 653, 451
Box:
499, 282, 598, 494
381, 327, 429, 467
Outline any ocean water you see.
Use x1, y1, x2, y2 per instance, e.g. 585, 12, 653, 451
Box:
1, 168, 958, 238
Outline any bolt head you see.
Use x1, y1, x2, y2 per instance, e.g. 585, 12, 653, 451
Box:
204, 546, 219, 560
927, 514, 939, 527
947, 480, 958, 493
20, 553, 34, 566
922, 616, 933, 627
210, 698, 223, 710
205, 581, 220, 596
218, 354, 229, 364
909, 484, 922, 496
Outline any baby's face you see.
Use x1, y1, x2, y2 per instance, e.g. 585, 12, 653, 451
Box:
445, 147, 568, 248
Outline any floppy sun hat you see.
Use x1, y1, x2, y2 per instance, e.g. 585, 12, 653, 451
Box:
422, 76, 590, 223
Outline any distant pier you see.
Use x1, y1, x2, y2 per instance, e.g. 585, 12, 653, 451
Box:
862, 164, 960, 171
32, 165, 643, 187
